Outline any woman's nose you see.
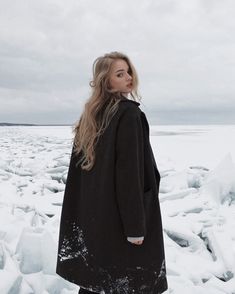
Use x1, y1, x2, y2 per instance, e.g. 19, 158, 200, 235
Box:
127, 73, 132, 80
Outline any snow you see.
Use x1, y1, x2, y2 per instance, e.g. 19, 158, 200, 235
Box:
0, 125, 235, 294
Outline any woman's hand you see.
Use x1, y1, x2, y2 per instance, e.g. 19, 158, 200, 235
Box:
127, 236, 144, 245
129, 240, 144, 245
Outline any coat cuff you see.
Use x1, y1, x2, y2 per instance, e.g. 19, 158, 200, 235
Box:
127, 236, 144, 242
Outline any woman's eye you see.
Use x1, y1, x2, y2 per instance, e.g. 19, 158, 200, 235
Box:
117, 73, 123, 77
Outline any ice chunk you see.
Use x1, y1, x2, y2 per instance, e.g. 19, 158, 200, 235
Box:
160, 188, 197, 202
163, 216, 206, 250
204, 275, 235, 294
201, 153, 235, 205
0, 270, 22, 293
202, 226, 235, 281
18, 278, 34, 294
15, 227, 57, 274
43, 182, 65, 193
162, 196, 208, 217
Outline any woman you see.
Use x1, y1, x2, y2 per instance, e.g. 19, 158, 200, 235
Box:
56, 52, 168, 294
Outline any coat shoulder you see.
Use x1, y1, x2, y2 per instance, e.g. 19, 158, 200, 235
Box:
119, 98, 140, 107
118, 99, 142, 118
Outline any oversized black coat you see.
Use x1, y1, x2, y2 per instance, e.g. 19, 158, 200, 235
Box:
56, 97, 168, 294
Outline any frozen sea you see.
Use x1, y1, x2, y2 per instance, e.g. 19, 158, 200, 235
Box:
0, 125, 235, 294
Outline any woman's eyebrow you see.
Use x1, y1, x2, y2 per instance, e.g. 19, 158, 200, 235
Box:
115, 68, 129, 73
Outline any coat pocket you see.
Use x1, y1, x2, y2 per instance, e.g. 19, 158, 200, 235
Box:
143, 188, 153, 231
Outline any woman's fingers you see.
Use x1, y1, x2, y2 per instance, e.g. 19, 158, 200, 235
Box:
130, 240, 143, 245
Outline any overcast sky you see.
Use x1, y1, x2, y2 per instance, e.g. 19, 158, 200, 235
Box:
0, 0, 235, 125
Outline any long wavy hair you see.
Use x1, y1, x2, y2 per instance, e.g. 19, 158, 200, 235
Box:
72, 51, 141, 171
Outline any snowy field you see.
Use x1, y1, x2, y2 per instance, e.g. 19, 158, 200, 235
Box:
0, 125, 235, 294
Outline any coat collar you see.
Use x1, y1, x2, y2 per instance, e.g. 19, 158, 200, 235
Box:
119, 95, 140, 106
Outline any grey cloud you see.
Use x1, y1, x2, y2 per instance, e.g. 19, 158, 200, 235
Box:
0, 0, 235, 124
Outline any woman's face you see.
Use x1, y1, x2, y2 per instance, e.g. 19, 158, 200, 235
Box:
108, 59, 133, 95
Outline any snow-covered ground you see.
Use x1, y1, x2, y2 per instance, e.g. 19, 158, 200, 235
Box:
0, 125, 235, 294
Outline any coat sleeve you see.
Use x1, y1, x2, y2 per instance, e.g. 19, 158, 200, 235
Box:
115, 108, 146, 237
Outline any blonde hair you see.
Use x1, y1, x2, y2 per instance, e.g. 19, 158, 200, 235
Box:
72, 51, 141, 171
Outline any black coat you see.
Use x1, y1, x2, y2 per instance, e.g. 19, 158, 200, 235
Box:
56, 97, 168, 294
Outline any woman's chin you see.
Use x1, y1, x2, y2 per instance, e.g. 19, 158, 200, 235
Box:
122, 90, 132, 95
121, 92, 130, 97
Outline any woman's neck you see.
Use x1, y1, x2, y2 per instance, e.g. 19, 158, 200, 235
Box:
121, 93, 129, 98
